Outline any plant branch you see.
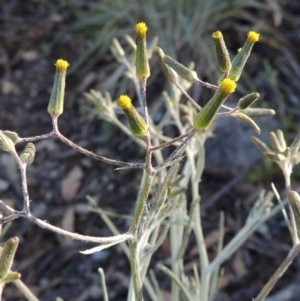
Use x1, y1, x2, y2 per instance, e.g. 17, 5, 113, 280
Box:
51, 117, 144, 169
0, 200, 131, 244
129, 241, 143, 301
150, 127, 196, 152
18, 132, 54, 143
195, 78, 219, 90
253, 244, 300, 301
13, 279, 39, 301
174, 82, 201, 110
154, 128, 197, 172
10, 149, 31, 214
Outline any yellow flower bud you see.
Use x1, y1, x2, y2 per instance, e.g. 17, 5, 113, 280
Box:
212, 31, 231, 73
47, 59, 69, 117
118, 95, 148, 136
194, 79, 236, 130
136, 22, 147, 37
248, 31, 260, 43
228, 31, 259, 82
135, 22, 150, 81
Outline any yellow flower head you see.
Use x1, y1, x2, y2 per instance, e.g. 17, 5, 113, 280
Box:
237, 47, 242, 53
117, 95, 148, 136
220, 78, 237, 94
55, 59, 70, 72
247, 31, 260, 44
118, 95, 132, 110
135, 22, 148, 38
212, 31, 223, 40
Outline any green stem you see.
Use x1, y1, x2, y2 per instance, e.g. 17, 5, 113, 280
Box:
129, 241, 143, 301
196, 203, 210, 301
129, 173, 154, 301
131, 174, 154, 236
170, 207, 181, 301
13, 279, 39, 301
282, 164, 299, 245
98, 268, 109, 301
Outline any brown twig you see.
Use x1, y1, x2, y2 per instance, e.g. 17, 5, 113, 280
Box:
195, 78, 219, 90
51, 117, 145, 169
150, 127, 197, 152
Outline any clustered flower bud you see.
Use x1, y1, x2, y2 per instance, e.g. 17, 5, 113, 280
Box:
252, 129, 300, 168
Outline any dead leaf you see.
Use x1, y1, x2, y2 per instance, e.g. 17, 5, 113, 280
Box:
232, 250, 248, 278
19, 50, 38, 61
205, 229, 223, 248
162, 290, 172, 301
1, 80, 15, 94
264, 0, 282, 27
61, 166, 83, 201
187, 227, 229, 259
61, 206, 75, 246
160, 236, 171, 257
219, 272, 230, 289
